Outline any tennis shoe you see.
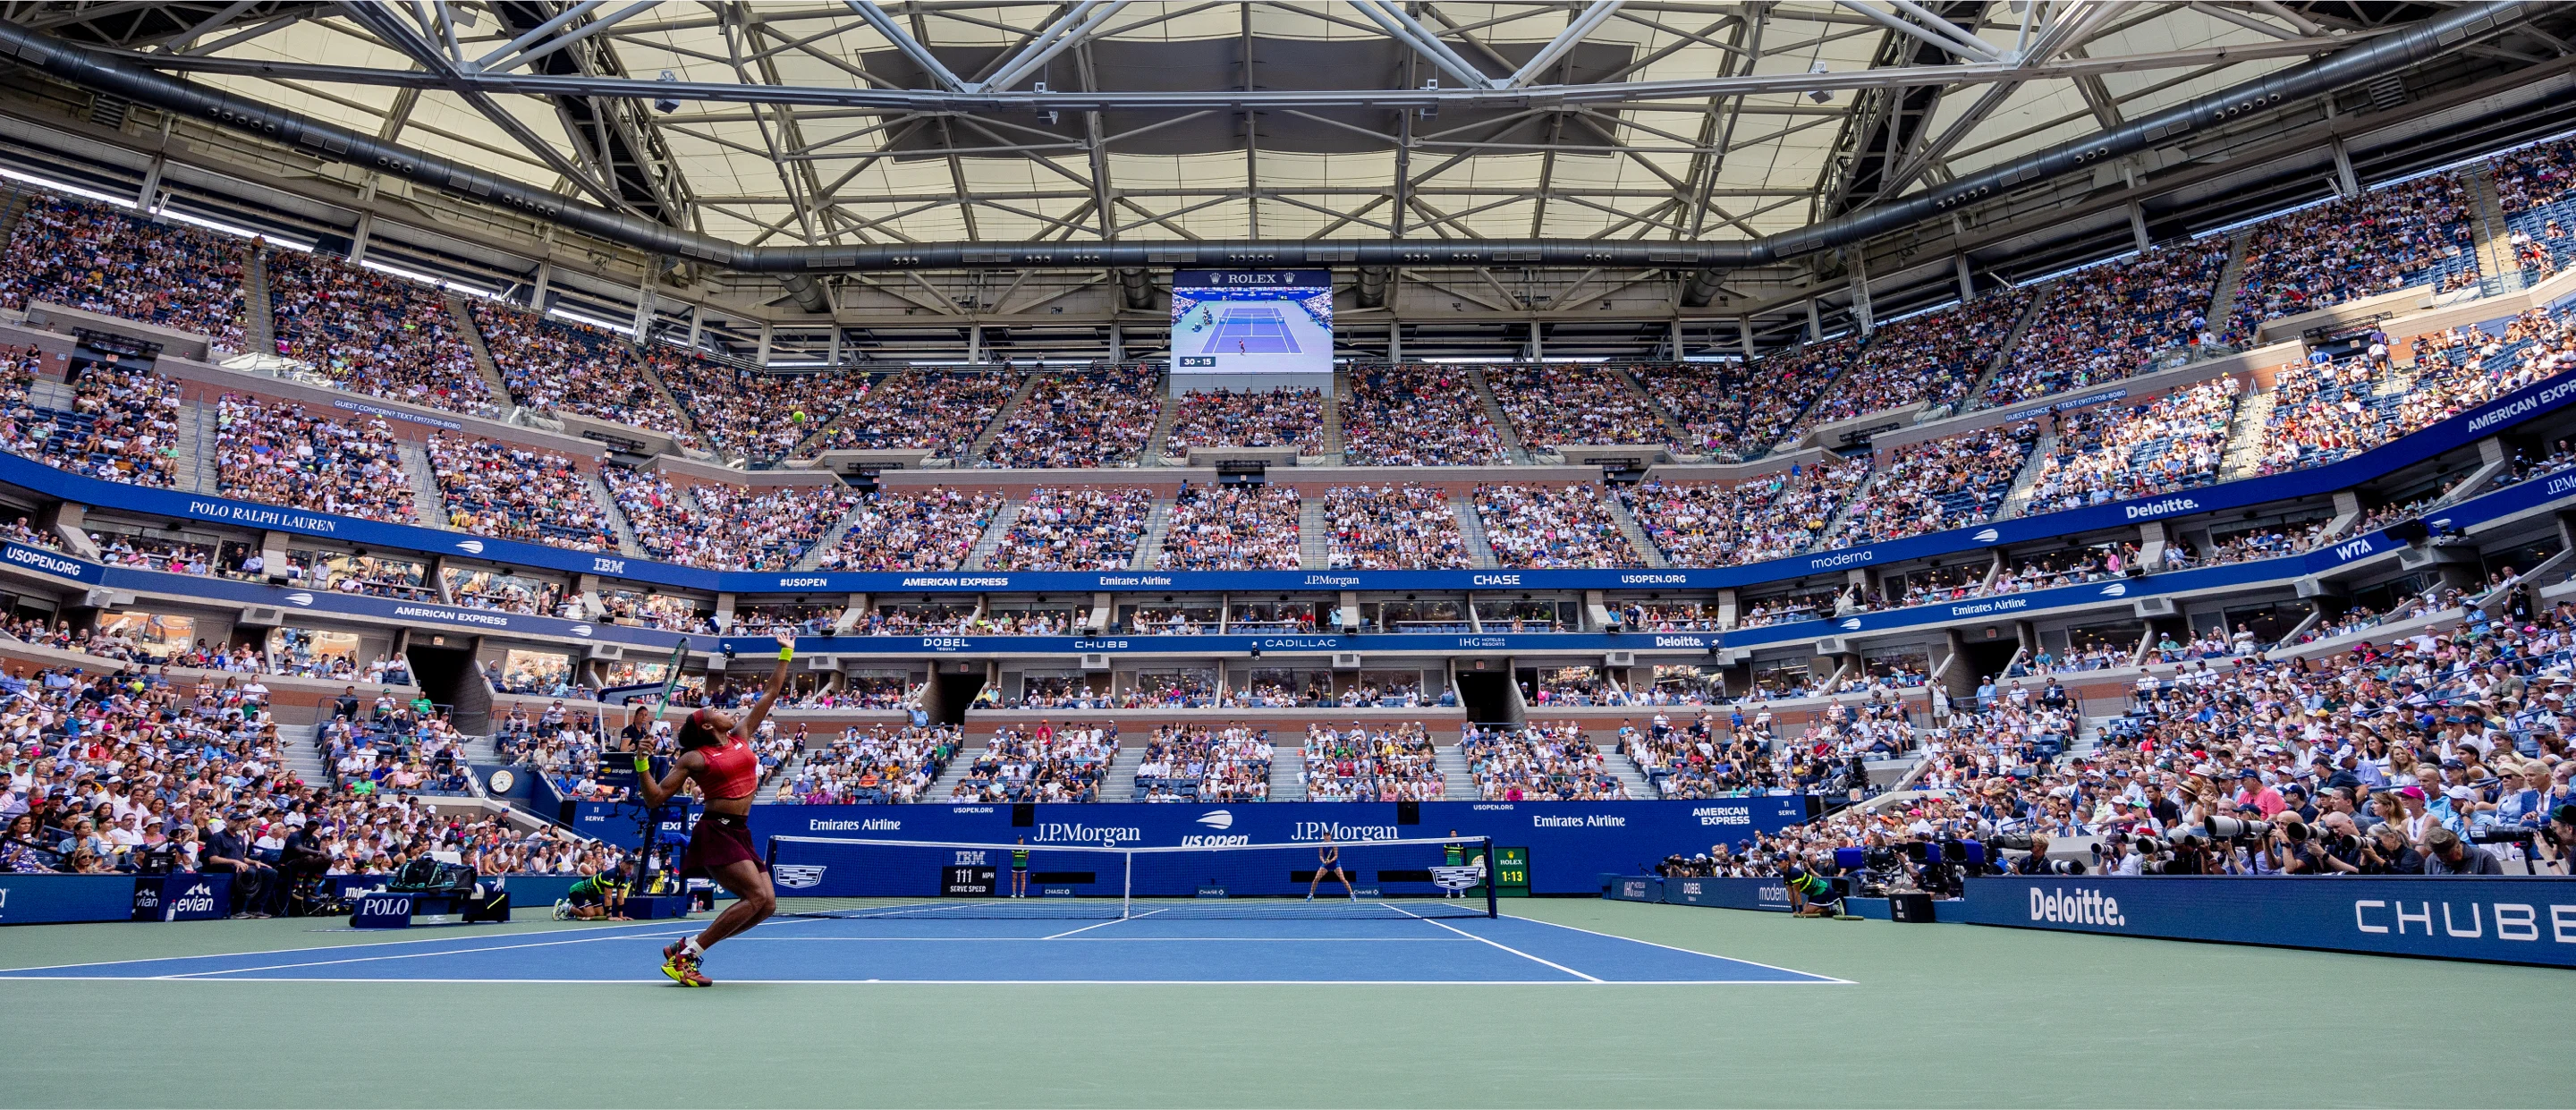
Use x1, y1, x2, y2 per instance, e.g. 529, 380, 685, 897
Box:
661, 941, 713, 987
551, 899, 572, 921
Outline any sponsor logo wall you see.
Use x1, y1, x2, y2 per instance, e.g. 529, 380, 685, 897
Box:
743, 797, 1805, 896
1949, 877, 2576, 968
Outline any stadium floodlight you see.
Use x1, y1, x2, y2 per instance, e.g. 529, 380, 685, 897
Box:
654, 71, 680, 114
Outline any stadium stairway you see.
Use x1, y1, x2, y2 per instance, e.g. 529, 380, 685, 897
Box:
1615, 365, 1695, 449
2466, 165, 2520, 287
445, 293, 513, 400
1128, 496, 1176, 571
1996, 428, 2060, 520
923, 750, 983, 801
1602, 494, 1669, 568
275, 722, 331, 785
1450, 492, 1501, 569
1269, 748, 1306, 801
398, 441, 450, 526
0, 186, 31, 247
962, 372, 1042, 462
1607, 750, 1657, 801
1435, 744, 1476, 800
1464, 369, 1532, 462
1097, 747, 1144, 801
637, 364, 705, 450
794, 501, 874, 572
962, 502, 1020, 570
2205, 230, 2253, 338
1297, 498, 1328, 569
1963, 284, 2055, 408
586, 471, 648, 557
2217, 384, 2280, 479
1140, 398, 1180, 464
1323, 369, 1347, 459
240, 247, 275, 356
170, 399, 211, 494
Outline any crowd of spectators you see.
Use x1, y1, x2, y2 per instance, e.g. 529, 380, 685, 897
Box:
0, 193, 246, 354
639, 478, 859, 572
1827, 424, 2037, 546
265, 251, 494, 416
945, 721, 1114, 802
2020, 380, 2240, 514
1635, 339, 1860, 460
1483, 368, 1670, 451
1161, 386, 1325, 456
1802, 289, 2030, 431
1474, 483, 1642, 569
0, 358, 183, 488
1325, 483, 1473, 569
1300, 723, 1446, 802
470, 303, 691, 442
1462, 722, 1632, 801
1154, 482, 1301, 571
646, 352, 860, 464
1988, 245, 2224, 406
1133, 724, 1274, 803
978, 368, 1160, 468
2225, 174, 2479, 346
981, 487, 1154, 571
774, 724, 958, 804
212, 393, 416, 523
1340, 367, 1510, 465
809, 487, 1001, 572
801, 369, 1016, 458
1623, 456, 1870, 568
425, 432, 616, 552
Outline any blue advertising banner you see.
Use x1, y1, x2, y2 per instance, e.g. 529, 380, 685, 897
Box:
0, 874, 141, 924
350, 890, 414, 928
572, 800, 699, 850
744, 796, 1805, 895
1, 363, 2571, 599
1606, 876, 1663, 902
1953, 876, 2576, 968
128, 872, 231, 921
1659, 875, 1793, 911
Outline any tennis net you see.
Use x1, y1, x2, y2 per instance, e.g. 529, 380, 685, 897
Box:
765, 835, 1498, 919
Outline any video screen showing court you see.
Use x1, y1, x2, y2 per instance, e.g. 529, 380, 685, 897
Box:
1168, 268, 1333, 376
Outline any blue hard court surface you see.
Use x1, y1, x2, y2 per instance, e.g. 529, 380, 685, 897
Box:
1201, 305, 1300, 354
0, 910, 1847, 985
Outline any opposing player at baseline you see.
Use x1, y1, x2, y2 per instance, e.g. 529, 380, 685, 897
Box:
638, 630, 802, 986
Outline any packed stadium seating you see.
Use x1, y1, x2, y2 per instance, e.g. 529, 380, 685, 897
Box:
470, 302, 692, 442
212, 393, 417, 523
425, 432, 617, 552
266, 251, 496, 417
809, 486, 1001, 572
2224, 174, 2480, 345
1163, 386, 1325, 457
984, 487, 1153, 571
1800, 287, 2030, 430
979, 367, 1160, 468
1483, 367, 1669, 450
945, 721, 1114, 802
1827, 423, 2037, 546
1462, 722, 1631, 801
1635, 337, 1861, 459
2019, 379, 2239, 513
1622, 455, 1869, 567
0, 192, 247, 354
1132, 724, 1274, 802
1325, 483, 1473, 569
1154, 482, 1299, 571
801, 369, 1016, 457
647, 352, 859, 464
1300, 722, 1446, 802
0, 358, 183, 487
775, 724, 960, 804
1473, 483, 1641, 569
1341, 366, 1511, 465
1987, 244, 2225, 406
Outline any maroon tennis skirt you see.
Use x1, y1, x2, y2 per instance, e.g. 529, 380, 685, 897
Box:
679, 811, 764, 877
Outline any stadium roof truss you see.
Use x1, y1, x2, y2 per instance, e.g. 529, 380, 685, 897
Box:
2, 0, 2573, 360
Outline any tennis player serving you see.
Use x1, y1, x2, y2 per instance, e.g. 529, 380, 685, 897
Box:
637, 631, 800, 987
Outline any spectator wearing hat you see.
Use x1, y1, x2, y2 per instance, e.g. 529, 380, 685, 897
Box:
201, 810, 277, 918
2420, 827, 2504, 875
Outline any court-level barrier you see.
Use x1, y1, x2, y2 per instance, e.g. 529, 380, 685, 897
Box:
1604, 873, 2576, 968
738, 797, 1813, 895
0, 872, 594, 926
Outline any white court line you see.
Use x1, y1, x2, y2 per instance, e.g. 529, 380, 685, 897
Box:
160, 928, 701, 979
1496, 913, 1855, 985
1390, 904, 1600, 983
0, 975, 1828, 985
1041, 908, 1168, 940
733, 935, 1462, 943
0, 918, 687, 975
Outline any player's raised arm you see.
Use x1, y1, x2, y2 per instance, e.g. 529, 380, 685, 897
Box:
737, 631, 798, 739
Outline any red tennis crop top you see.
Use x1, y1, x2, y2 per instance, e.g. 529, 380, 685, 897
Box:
699, 735, 760, 801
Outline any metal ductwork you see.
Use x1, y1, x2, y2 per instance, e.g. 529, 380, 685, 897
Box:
1676, 268, 1727, 309
1116, 267, 1154, 310
1352, 266, 1390, 309
0, 2, 2541, 275
778, 273, 831, 313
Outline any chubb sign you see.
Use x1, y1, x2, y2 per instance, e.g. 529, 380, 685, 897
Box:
1956, 877, 2576, 968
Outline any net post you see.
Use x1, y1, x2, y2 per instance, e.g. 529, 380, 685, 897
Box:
1122, 848, 1133, 920
1483, 837, 1498, 919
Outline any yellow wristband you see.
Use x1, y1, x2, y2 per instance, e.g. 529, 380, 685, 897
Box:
779, 646, 794, 661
